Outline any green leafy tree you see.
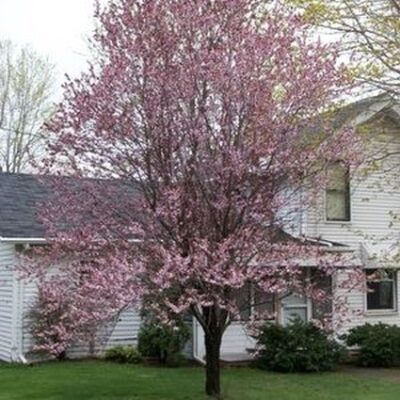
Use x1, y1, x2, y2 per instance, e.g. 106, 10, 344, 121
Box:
287, 0, 400, 96
0, 40, 54, 172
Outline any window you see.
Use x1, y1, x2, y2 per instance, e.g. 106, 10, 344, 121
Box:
254, 286, 275, 320
366, 269, 397, 311
233, 283, 275, 321
235, 283, 252, 321
281, 293, 308, 325
311, 269, 333, 319
326, 162, 350, 222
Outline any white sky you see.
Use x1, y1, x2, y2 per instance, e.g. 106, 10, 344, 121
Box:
0, 1, 359, 103
0, 0, 98, 98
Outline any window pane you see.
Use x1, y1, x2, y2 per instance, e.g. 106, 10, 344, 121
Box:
366, 269, 395, 310
283, 307, 307, 326
311, 269, 333, 319
326, 191, 349, 221
327, 165, 348, 191
326, 163, 350, 221
254, 288, 274, 319
233, 283, 251, 321
281, 293, 306, 306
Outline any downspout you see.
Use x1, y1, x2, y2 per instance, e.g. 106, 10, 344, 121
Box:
10, 244, 28, 364
10, 267, 20, 362
17, 353, 28, 364
16, 275, 27, 364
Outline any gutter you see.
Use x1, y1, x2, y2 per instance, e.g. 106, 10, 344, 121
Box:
0, 237, 47, 244
10, 255, 28, 365
0, 237, 142, 244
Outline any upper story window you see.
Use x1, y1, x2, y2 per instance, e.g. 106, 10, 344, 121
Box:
325, 162, 351, 222
366, 269, 397, 312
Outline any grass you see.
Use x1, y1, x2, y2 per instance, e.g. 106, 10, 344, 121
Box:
0, 361, 399, 400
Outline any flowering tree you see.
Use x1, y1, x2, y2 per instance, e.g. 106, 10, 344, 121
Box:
26, 0, 363, 396
24, 251, 137, 359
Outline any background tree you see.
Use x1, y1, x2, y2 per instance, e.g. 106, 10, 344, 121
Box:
286, 0, 400, 96
0, 40, 54, 173
26, 0, 363, 397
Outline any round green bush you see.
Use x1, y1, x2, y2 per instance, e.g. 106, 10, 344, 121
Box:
255, 319, 345, 372
344, 323, 400, 367
138, 319, 190, 367
104, 345, 142, 364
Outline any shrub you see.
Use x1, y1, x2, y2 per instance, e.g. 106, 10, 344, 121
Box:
344, 323, 400, 367
138, 319, 190, 366
255, 318, 345, 372
28, 283, 76, 361
104, 345, 142, 364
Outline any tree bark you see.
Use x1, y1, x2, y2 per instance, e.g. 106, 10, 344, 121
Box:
204, 328, 223, 398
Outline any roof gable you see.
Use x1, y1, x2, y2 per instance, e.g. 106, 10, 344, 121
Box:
339, 94, 400, 128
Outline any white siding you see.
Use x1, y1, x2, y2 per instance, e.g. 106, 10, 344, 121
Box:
66, 307, 142, 359
335, 269, 400, 335
306, 120, 400, 259
20, 277, 37, 357
306, 117, 400, 333
20, 277, 142, 361
278, 186, 305, 237
13, 252, 143, 362
221, 324, 255, 354
193, 321, 255, 361
0, 243, 15, 362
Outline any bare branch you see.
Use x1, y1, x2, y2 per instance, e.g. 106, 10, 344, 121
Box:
0, 40, 55, 172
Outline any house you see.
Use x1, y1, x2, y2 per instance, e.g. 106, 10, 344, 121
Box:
0, 95, 399, 363
0, 174, 143, 363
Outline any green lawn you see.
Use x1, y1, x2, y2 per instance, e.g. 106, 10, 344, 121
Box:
0, 361, 399, 400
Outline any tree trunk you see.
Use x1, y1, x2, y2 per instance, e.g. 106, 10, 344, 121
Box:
204, 329, 223, 398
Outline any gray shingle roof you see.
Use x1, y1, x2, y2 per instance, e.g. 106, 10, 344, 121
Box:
0, 173, 142, 240
0, 173, 50, 239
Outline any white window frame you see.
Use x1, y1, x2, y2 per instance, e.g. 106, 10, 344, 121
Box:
233, 283, 275, 323
324, 162, 352, 223
364, 269, 398, 314
280, 294, 311, 326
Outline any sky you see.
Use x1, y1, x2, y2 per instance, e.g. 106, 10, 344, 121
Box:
0, 0, 98, 96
